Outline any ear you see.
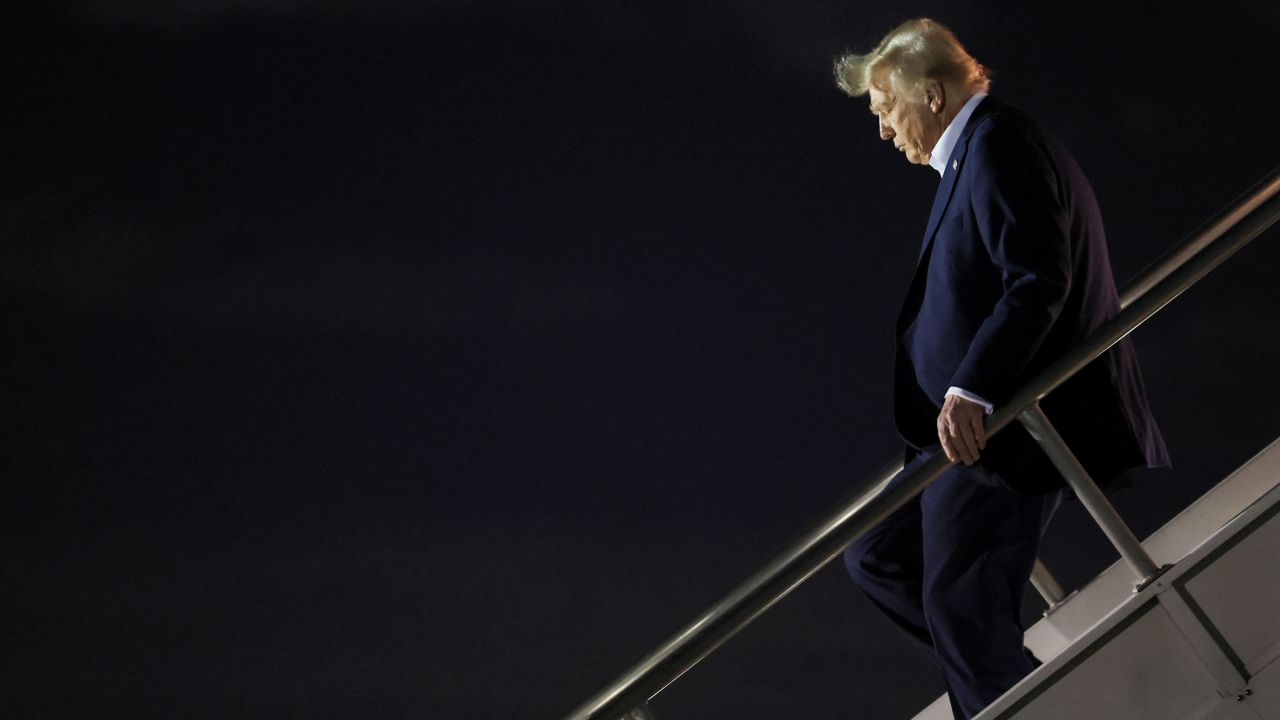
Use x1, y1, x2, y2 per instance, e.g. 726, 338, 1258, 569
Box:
925, 81, 945, 114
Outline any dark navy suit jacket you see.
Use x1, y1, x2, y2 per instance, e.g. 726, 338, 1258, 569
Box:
894, 96, 1169, 494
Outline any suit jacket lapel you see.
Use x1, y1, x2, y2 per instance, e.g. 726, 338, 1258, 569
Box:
919, 161, 961, 263
898, 98, 997, 333
915, 97, 996, 264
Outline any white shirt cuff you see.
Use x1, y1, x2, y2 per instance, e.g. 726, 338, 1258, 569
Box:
946, 386, 994, 415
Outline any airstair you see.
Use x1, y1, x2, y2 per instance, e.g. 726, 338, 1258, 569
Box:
563, 168, 1280, 720
917, 437, 1280, 719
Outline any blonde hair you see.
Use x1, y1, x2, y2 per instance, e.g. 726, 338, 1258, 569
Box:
834, 18, 991, 100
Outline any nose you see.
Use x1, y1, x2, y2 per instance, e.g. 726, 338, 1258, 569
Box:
878, 115, 894, 141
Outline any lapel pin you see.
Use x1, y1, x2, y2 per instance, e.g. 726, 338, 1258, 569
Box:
952, 159, 959, 171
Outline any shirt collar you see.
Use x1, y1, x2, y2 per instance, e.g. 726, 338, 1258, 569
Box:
929, 92, 988, 177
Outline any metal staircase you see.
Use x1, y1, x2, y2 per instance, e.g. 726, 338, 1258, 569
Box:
914, 436, 1280, 719
563, 167, 1280, 720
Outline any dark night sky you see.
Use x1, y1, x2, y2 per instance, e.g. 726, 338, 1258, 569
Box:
6, 2, 1280, 719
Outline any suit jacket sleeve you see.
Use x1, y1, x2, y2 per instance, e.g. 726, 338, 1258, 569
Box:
948, 124, 1073, 405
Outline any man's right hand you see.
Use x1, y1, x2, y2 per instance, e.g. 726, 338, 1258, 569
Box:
937, 394, 987, 465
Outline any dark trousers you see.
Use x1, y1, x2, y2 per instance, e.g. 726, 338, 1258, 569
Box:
843, 450, 1063, 720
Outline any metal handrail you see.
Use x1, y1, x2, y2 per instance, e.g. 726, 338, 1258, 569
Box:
564, 165, 1280, 720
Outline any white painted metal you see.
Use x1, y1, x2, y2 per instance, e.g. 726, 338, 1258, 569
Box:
1029, 558, 1068, 608
1242, 655, 1280, 717
1157, 586, 1249, 696
1181, 697, 1266, 720
911, 437, 1280, 720
1180, 503, 1280, 674
988, 603, 1229, 719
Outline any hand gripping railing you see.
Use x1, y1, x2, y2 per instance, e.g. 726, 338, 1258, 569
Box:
564, 165, 1280, 720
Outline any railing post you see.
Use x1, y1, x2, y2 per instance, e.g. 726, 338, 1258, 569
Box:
1018, 403, 1163, 587
1030, 558, 1067, 610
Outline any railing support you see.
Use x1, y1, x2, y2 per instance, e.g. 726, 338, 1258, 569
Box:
1030, 558, 1067, 609
1018, 403, 1162, 586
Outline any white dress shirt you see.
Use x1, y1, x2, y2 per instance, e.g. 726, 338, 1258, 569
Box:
928, 92, 987, 178
926, 92, 996, 414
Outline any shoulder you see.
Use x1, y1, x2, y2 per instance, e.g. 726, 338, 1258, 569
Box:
964, 98, 1062, 180
968, 98, 1052, 152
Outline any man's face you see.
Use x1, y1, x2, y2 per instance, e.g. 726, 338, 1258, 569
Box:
868, 80, 939, 166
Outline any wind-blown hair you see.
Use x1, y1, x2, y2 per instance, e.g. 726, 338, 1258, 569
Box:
834, 18, 991, 100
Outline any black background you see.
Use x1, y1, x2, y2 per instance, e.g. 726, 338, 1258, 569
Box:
7, 2, 1280, 718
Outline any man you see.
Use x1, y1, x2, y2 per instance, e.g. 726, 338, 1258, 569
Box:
832, 19, 1169, 719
